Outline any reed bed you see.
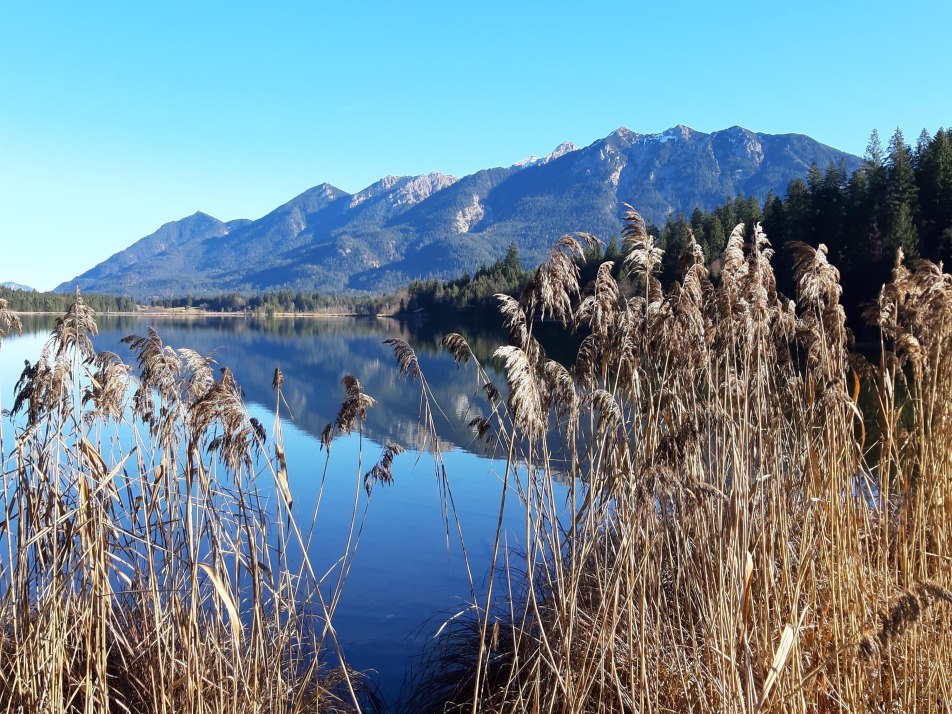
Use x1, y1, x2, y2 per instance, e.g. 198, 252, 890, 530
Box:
401, 209, 952, 712
2, 200, 951, 713
0, 293, 378, 713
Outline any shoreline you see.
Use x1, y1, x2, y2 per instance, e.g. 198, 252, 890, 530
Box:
12, 309, 402, 319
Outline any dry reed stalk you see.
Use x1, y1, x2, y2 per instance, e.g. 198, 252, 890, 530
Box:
403, 208, 952, 713
0, 296, 377, 713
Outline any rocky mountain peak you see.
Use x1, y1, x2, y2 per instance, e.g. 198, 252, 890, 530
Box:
712, 126, 764, 163
390, 172, 459, 207
545, 141, 577, 162
512, 141, 578, 169
1, 281, 35, 292
609, 126, 638, 142
350, 172, 459, 209
57, 125, 862, 298
666, 124, 696, 140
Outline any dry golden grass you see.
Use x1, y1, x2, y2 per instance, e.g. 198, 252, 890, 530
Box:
3, 210, 951, 712
403, 213, 952, 713
0, 291, 378, 713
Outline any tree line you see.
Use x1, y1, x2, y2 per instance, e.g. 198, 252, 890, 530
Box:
405, 127, 952, 331
673, 127, 951, 324
6, 127, 947, 327
150, 290, 403, 316
0, 287, 137, 314
403, 243, 533, 318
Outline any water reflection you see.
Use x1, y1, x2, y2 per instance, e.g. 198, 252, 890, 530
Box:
2, 314, 557, 707
14, 314, 508, 455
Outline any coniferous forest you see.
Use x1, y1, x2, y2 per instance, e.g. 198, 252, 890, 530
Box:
0, 287, 138, 314
4, 128, 947, 331
407, 128, 952, 330
1, 127, 951, 712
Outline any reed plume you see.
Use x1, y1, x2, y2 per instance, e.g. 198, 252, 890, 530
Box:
0, 298, 21, 346
0, 305, 376, 713
405, 205, 952, 713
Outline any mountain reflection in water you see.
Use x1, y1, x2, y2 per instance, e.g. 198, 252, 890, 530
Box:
17, 314, 511, 453
1, 314, 568, 707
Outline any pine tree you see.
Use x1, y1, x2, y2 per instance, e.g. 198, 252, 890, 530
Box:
846, 167, 878, 261
690, 208, 705, 239
762, 194, 793, 299
744, 196, 762, 227
719, 201, 737, 240
807, 163, 823, 195
707, 215, 727, 260
890, 203, 919, 259
501, 243, 522, 281
784, 178, 812, 247
817, 161, 848, 266
886, 128, 920, 259
915, 128, 931, 168
916, 128, 952, 263
660, 214, 691, 284
866, 129, 885, 167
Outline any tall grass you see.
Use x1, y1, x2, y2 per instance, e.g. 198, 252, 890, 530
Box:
3, 204, 951, 713
403, 211, 952, 712
0, 292, 377, 712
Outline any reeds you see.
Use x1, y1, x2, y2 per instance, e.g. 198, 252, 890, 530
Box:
3, 207, 950, 712
405, 211, 952, 712
0, 300, 377, 712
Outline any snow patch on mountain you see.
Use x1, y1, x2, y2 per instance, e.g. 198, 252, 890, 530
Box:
608, 153, 628, 187
512, 141, 578, 169
641, 125, 694, 146
288, 208, 307, 236
594, 138, 629, 186
747, 137, 765, 165
1, 282, 35, 292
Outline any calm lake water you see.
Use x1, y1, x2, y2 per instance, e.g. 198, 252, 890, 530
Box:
0, 314, 562, 706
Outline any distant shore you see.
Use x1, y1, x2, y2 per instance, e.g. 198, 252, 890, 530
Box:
12, 306, 401, 319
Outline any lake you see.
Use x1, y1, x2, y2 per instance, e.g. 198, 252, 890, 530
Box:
0, 313, 566, 707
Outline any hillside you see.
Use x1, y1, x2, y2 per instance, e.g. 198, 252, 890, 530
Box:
0, 282, 35, 292
58, 125, 861, 297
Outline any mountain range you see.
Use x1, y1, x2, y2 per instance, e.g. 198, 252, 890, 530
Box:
57, 125, 862, 297
1, 282, 35, 292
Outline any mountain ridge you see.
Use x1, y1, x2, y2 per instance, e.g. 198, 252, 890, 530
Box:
58, 125, 862, 297
1, 282, 36, 292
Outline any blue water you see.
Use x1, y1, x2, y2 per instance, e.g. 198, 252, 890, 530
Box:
0, 315, 559, 706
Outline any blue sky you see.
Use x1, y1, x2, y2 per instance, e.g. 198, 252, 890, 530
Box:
1, 0, 950, 291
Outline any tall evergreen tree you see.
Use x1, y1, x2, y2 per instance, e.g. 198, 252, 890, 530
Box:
816, 161, 848, 267
784, 178, 812, 248
659, 213, 692, 284
706, 216, 726, 260
716, 201, 738, 248
746, 196, 762, 224
914, 128, 932, 168
501, 242, 522, 281
886, 128, 920, 258
866, 129, 885, 167
916, 128, 952, 263
761, 194, 793, 299
845, 166, 878, 263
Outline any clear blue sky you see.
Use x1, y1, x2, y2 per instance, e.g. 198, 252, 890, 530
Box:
1, 0, 950, 291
